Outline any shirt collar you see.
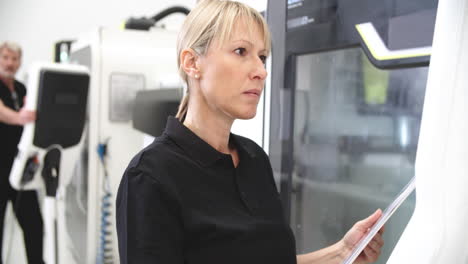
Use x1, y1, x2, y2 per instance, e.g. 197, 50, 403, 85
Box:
163, 116, 255, 167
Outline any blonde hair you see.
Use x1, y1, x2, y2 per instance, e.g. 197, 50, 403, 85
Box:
175, 0, 271, 122
0, 41, 22, 58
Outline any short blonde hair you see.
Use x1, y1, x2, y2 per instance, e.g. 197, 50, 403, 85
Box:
0, 41, 22, 58
175, 0, 271, 121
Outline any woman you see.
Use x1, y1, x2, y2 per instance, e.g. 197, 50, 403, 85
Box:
116, 0, 384, 263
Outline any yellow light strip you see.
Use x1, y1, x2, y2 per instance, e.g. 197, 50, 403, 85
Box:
355, 23, 431, 60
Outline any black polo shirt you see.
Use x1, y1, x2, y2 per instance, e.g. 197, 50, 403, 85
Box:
0, 79, 26, 168
116, 116, 296, 264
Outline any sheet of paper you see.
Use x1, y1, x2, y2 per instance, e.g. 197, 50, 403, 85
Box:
342, 176, 416, 264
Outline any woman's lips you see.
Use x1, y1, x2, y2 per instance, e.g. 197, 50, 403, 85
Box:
243, 89, 261, 97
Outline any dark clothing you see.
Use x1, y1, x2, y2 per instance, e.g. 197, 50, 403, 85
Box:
0, 176, 44, 264
0, 79, 45, 264
0, 79, 25, 164
116, 116, 296, 264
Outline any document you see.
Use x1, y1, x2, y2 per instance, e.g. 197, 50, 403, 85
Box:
342, 176, 416, 264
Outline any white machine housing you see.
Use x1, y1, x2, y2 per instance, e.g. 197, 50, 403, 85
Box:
388, 0, 468, 263
8, 62, 90, 264
69, 27, 184, 264
9, 62, 90, 190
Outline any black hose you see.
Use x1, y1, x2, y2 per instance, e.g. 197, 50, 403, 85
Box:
125, 6, 190, 30
151, 6, 190, 23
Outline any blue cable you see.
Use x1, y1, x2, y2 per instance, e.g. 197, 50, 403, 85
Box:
96, 142, 114, 264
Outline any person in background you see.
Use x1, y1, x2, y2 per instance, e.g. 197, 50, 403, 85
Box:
116, 1, 384, 263
0, 41, 45, 264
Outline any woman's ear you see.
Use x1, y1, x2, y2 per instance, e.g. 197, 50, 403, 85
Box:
180, 48, 201, 79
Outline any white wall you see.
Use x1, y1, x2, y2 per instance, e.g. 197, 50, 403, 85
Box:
237, 0, 267, 11
0, 0, 197, 81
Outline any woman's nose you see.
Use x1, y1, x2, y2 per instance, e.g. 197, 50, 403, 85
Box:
250, 58, 268, 80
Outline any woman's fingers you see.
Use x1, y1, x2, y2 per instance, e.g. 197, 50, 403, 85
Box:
368, 237, 383, 252
378, 225, 386, 235
363, 234, 384, 261
363, 245, 380, 262
357, 209, 382, 231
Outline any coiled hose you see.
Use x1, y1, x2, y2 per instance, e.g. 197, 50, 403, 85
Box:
96, 141, 113, 264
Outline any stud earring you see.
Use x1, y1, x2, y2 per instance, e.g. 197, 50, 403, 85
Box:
195, 74, 199, 79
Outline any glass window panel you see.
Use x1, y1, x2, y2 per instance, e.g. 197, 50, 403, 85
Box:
291, 48, 427, 263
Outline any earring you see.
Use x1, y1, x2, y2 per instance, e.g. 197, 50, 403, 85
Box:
194, 74, 199, 79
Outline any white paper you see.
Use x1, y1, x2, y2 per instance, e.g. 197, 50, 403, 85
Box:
342, 176, 416, 264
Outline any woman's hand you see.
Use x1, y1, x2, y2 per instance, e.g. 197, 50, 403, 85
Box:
296, 210, 384, 264
340, 209, 385, 264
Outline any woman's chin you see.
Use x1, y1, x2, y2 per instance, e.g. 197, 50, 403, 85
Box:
236, 110, 257, 120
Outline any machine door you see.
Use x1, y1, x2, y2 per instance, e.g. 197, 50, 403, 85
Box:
291, 48, 427, 262
267, 0, 438, 263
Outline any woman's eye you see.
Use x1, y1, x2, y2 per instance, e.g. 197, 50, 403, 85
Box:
259, 55, 267, 64
235, 47, 246, 56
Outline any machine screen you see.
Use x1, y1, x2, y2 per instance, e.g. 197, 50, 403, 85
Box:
54, 93, 79, 105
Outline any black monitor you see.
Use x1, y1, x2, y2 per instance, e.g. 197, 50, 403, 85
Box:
34, 70, 89, 148
132, 88, 182, 137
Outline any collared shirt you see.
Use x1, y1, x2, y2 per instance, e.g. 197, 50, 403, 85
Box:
116, 116, 296, 264
0, 79, 26, 168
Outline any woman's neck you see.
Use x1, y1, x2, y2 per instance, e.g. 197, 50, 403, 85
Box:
183, 104, 234, 155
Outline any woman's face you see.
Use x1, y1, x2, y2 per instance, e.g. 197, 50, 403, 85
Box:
197, 20, 268, 120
